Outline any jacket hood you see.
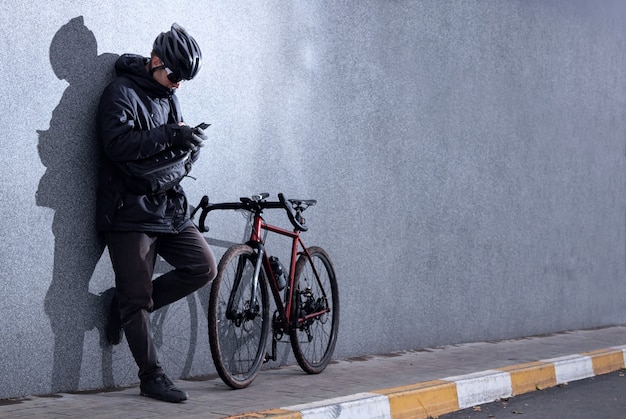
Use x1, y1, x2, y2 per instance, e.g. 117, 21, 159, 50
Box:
114, 54, 173, 98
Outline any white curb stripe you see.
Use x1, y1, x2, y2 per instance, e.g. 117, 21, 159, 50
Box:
541, 354, 594, 384
284, 392, 392, 419
443, 370, 512, 409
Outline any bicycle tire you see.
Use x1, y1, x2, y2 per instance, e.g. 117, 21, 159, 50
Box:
208, 244, 270, 389
289, 246, 339, 374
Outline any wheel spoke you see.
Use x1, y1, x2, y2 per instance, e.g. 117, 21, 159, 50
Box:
290, 247, 339, 374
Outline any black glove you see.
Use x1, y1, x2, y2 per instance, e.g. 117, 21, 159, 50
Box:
171, 125, 206, 151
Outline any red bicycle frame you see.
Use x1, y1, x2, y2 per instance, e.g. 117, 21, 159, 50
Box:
250, 213, 328, 332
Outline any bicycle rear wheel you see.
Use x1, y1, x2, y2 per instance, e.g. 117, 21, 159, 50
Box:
290, 246, 339, 374
208, 244, 270, 389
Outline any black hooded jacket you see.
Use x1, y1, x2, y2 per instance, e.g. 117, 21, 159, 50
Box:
96, 54, 192, 233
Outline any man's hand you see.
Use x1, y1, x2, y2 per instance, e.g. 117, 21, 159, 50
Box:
192, 126, 208, 145
171, 124, 207, 151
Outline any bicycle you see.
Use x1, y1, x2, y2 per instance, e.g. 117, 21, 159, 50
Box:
192, 192, 339, 389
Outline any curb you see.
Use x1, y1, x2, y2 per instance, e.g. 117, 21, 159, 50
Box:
223, 345, 626, 419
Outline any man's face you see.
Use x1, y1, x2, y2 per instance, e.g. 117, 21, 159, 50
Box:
151, 56, 182, 89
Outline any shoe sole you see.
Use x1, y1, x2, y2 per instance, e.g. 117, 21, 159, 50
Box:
140, 390, 188, 403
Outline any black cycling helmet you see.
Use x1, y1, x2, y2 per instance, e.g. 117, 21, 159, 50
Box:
152, 23, 202, 81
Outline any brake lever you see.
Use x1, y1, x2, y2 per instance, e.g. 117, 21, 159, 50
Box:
191, 195, 209, 219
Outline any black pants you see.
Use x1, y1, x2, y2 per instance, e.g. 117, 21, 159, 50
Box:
106, 225, 217, 381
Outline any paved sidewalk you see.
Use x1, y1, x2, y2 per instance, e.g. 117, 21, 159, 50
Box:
2, 326, 626, 418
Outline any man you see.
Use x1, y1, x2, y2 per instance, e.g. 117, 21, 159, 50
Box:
96, 23, 216, 403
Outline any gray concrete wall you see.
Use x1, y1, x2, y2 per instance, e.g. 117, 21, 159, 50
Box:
1, 0, 625, 399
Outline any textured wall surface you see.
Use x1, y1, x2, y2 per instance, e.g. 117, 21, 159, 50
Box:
1, 0, 626, 399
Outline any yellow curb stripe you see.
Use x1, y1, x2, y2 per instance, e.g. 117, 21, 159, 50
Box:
224, 408, 302, 419
582, 348, 626, 375
373, 380, 458, 419
497, 361, 556, 395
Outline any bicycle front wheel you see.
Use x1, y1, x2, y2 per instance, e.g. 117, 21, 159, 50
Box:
208, 244, 270, 389
290, 246, 339, 374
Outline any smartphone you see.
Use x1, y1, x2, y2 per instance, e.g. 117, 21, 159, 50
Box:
195, 122, 211, 130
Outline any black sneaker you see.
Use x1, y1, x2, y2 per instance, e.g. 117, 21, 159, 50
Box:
140, 375, 188, 403
104, 288, 122, 345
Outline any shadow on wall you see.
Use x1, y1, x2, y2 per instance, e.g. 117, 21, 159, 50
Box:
36, 16, 118, 393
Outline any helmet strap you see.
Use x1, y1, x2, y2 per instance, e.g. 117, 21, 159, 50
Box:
149, 64, 166, 76
147, 56, 162, 76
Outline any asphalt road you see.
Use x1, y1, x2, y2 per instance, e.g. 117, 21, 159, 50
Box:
440, 370, 626, 419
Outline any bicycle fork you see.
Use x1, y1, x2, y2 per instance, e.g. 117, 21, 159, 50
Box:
225, 246, 264, 326
235, 243, 283, 364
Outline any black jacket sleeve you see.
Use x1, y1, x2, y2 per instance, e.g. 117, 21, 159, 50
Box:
97, 80, 179, 162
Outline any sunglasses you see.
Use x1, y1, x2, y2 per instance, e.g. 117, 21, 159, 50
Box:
154, 63, 183, 84
163, 66, 183, 84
